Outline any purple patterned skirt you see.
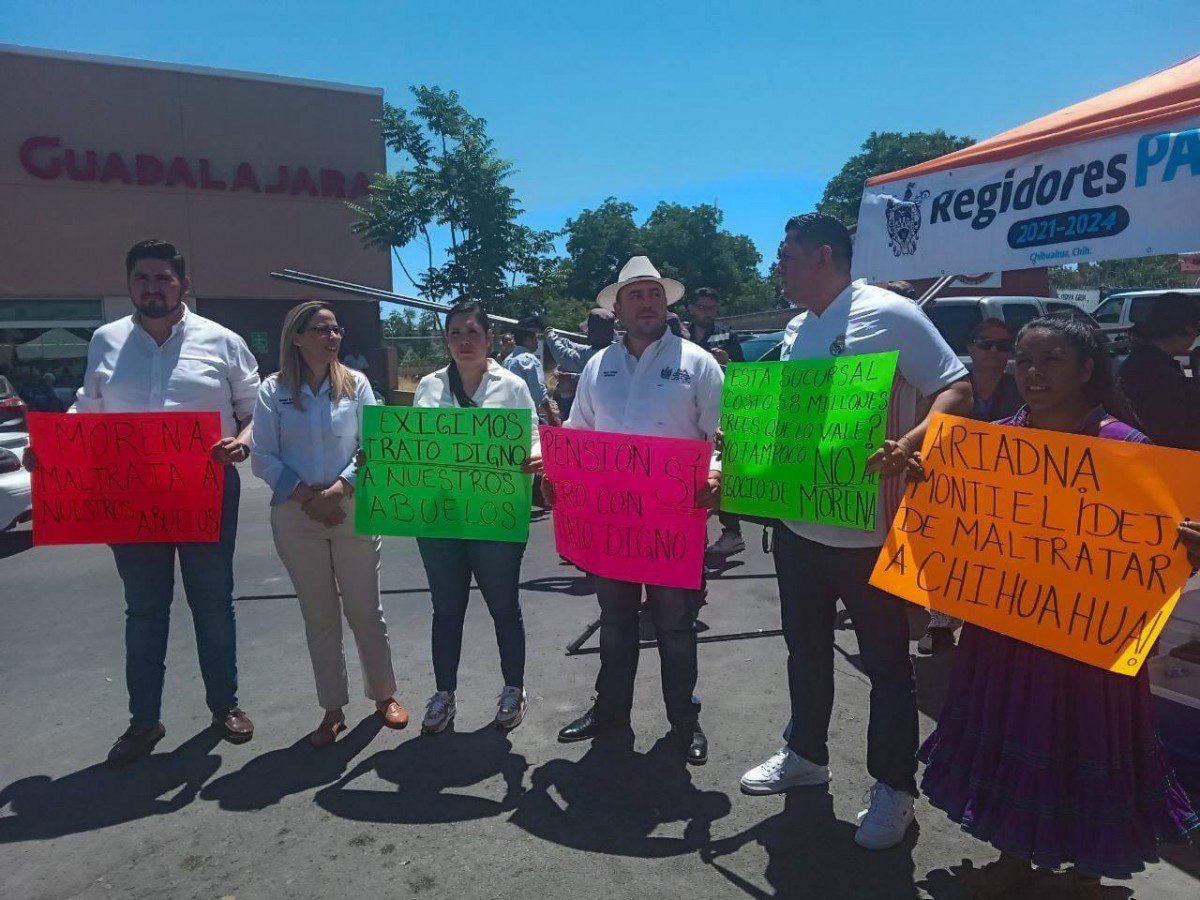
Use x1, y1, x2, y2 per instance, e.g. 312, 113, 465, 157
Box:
919, 624, 1198, 878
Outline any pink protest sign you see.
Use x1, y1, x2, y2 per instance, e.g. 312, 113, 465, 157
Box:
540, 426, 711, 590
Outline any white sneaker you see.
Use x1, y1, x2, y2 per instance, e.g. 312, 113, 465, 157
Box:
421, 691, 456, 734
706, 530, 746, 557
494, 686, 527, 731
854, 781, 916, 849
739, 747, 832, 795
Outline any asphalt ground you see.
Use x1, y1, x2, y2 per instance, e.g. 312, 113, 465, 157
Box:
0, 476, 1196, 899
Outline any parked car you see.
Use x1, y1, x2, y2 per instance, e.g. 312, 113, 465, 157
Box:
0, 375, 28, 434
1091, 288, 1200, 368
738, 330, 786, 362
0, 430, 32, 532
922, 295, 1115, 370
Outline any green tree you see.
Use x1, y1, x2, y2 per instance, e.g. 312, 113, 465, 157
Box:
562, 198, 641, 301
349, 86, 554, 312
818, 130, 975, 225
1049, 255, 1198, 294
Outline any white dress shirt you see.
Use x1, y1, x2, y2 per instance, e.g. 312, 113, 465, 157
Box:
75, 306, 260, 438
414, 359, 542, 455
251, 369, 377, 505
565, 330, 723, 468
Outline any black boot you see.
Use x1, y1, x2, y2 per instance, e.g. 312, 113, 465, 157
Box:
672, 720, 707, 765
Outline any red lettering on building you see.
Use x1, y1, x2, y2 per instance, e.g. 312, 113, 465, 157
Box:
16, 135, 371, 200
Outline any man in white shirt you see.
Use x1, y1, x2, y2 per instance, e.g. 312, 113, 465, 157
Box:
737, 215, 972, 849
550, 257, 723, 764
76, 240, 261, 766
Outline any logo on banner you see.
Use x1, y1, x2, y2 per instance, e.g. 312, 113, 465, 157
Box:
884, 183, 931, 257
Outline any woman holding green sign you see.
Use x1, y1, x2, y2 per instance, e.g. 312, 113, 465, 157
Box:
413, 299, 542, 735
251, 301, 409, 748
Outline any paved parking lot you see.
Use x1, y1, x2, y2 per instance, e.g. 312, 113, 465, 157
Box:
0, 477, 1195, 899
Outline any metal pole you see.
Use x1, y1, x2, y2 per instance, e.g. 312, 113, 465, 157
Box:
269, 268, 586, 339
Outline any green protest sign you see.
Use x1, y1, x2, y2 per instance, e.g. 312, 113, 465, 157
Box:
719, 351, 897, 530
356, 406, 533, 542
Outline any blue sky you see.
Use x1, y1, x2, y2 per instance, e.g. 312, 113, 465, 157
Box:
3, 1, 1195, 290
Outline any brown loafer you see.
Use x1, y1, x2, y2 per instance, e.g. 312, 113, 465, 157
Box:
212, 707, 254, 743
377, 699, 409, 729
309, 713, 347, 749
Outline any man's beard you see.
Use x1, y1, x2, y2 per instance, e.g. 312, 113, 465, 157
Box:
138, 298, 179, 319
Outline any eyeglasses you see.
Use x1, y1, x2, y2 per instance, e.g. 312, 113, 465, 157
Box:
305, 325, 344, 337
972, 338, 1013, 352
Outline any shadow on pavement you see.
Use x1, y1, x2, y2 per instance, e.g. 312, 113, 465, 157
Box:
701, 788, 919, 899
508, 728, 731, 858
0, 530, 34, 560
200, 715, 383, 811
314, 723, 527, 824
521, 574, 595, 596
918, 860, 1135, 900
0, 729, 222, 843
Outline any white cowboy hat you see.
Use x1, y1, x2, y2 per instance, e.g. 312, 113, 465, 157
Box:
595, 256, 685, 311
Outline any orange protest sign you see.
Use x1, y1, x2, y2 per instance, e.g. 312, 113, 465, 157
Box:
870, 414, 1200, 675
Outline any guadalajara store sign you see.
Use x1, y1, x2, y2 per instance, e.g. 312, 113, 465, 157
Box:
852, 55, 1200, 281
19, 135, 372, 199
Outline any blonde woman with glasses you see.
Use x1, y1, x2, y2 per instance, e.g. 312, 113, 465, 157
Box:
251, 301, 408, 746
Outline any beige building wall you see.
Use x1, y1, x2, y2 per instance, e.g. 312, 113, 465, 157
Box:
0, 45, 390, 303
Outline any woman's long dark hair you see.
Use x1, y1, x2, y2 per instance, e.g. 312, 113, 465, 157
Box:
1016, 315, 1141, 428
444, 298, 491, 408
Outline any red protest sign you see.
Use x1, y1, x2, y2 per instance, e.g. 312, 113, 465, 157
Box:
540, 426, 710, 590
28, 412, 225, 545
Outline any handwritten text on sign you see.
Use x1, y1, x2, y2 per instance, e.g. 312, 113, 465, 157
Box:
28, 411, 224, 545
720, 352, 897, 529
541, 426, 710, 590
356, 406, 532, 542
870, 414, 1200, 675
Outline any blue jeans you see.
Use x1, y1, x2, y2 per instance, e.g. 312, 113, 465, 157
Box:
417, 537, 526, 692
110, 469, 241, 728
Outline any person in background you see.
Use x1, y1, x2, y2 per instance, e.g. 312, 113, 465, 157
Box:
918, 317, 1020, 655
550, 256, 724, 765
20, 371, 66, 412
1118, 291, 1200, 451
684, 287, 746, 558
502, 322, 560, 426
251, 301, 408, 748
27, 239, 260, 767
413, 299, 542, 735
738, 214, 972, 851
685, 287, 745, 366
495, 331, 516, 364
919, 315, 1198, 899
542, 308, 615, 421
340, 348, 368, 373
665, 310, 689, 340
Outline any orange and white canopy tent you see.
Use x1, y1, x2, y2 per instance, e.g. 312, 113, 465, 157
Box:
852, 55, 1200, 282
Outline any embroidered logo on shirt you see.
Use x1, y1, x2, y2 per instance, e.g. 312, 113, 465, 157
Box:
829, 334, 847, 356
601, 369, 619, 378
279, 397, 294, 405
660, 367, 692, 384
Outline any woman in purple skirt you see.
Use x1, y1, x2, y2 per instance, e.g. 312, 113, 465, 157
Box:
917, 316, 1199, 899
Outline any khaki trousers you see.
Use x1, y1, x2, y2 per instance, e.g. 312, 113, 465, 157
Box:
271, 499, 396, 709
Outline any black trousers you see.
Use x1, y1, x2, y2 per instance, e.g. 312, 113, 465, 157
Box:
593, 577, 700, 726
773, 526, 918, 795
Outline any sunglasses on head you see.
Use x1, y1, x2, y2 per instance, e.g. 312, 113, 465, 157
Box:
973, 338, 1013, 351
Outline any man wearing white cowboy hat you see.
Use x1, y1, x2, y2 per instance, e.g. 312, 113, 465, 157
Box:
545, 256, 724, 764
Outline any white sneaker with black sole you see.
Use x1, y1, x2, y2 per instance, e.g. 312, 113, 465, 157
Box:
421, 690, 456, 734
739, 746, 831, 795
854, 781, 916, 849
494, 686, 527, 731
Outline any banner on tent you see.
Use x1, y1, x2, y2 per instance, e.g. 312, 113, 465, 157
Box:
853, 117, 1200, 282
